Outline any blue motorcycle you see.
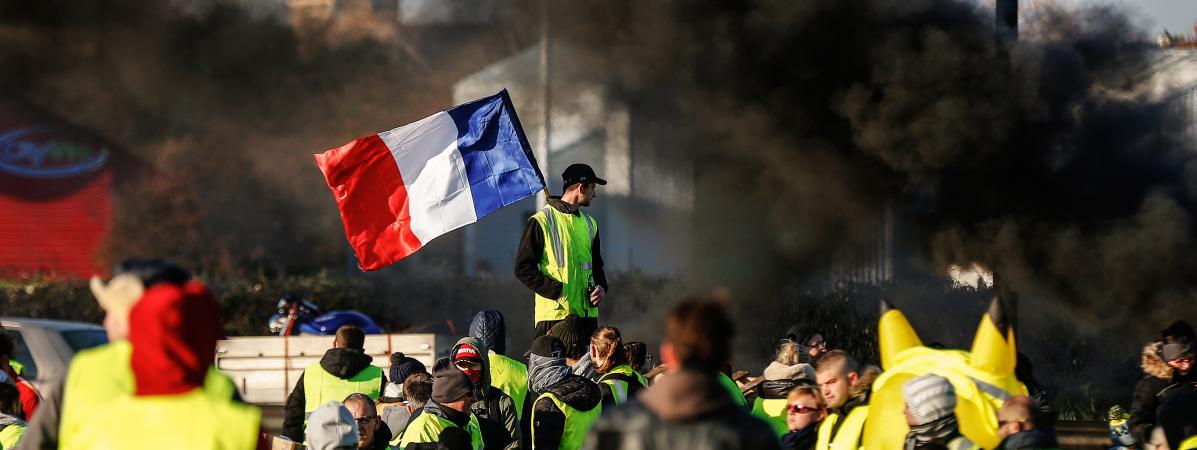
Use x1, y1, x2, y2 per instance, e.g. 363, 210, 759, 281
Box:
267, 294, 383, 336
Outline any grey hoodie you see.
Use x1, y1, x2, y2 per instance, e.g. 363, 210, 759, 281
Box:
306, 401, 359, 450
450, 336, 522, 449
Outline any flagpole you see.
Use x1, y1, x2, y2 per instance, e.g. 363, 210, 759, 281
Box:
537, 0, 551, 207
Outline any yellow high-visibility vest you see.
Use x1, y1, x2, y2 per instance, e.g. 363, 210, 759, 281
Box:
59, 341, 237, 450
398, 410, 483, 450
816, 405, 869, 450
489, 350, 529, 418
71, 389, 260, 450
531, 392, 601, 450
531, 205, 598, 323
301, 361, 383, 426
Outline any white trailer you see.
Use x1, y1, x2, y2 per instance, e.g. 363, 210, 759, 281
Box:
214, 333, 458, 405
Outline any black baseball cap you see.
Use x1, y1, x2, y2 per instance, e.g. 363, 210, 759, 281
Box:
561, 163, 607, 188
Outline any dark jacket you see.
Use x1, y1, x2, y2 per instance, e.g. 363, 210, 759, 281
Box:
470, 310, 509, 356
523, 374, 601, 449
451, 337, 522, 450
780, 427, 817, 450
514, 198, 608, 300
1129, 342, 1194, 444
282, 347, 388, 441
583, 369, 783, 450
996, 428, 1060, 450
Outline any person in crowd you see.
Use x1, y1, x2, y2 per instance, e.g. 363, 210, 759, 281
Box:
623, 342, 648, 375
1107, 405, 1136, 450
471, 310, 529, 419
524, 335, 601, 450
284, 324, 387, 442
36, 260, 240, 450
387, 372, 434, 448
307, 401, 360, 450
583, 296, 781, 450
380, 354, 429, 440
590, 326, 648, 408
0, 375, 26, 450
996, 395, 1059, 450
344, 393, 391, 450
380, 353, 427, 409
785, 327, 830, 365
717, 363, 749, 409
814, 350, 870, 450
399, 358, 483, 450
1130, 321, 1197, 445
903, 374, 976, 450
0, 334, 38, 421
549, 315, 596, 378
1157, 382, 1197, 450
450, 337, 521, 449
72, 272, 260, 448
781, 385, 826, 450
752, 341, 817, 436
515, 163, 609, 339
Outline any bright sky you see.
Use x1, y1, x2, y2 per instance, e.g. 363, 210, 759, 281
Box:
1076, 0, 1197, 34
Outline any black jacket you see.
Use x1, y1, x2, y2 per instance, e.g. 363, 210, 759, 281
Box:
584, 369, 782, 450
1129, 342, 1195, 444
996, 428, 1059, 450
523, 374, 601, 449
781, 427, 818, 450
282, 347, 388, 441
514, 198, 608, 300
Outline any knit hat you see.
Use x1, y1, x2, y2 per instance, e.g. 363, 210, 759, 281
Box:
1161, 341, 1193, 362
431, 358, 474, 403
306, 401, 359, 450
469, 310, 507, 356
389, 352, 427, 385
454, 344, 484, 364
548, 315, 587, 359
128, 280, 223, 396
903, 374, 957, 426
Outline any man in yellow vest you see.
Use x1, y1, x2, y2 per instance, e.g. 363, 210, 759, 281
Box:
582, 297, 780, 450
470, 310, 529, 421
525, 335, 601, 450
283, 325, 386, 442
73, 273, 261, 448
515, 163, 609, 338
29, 260, 240, 450
399, 358, 484, 450
815, 350, 870, 450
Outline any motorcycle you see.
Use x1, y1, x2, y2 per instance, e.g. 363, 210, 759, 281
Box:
267, 294, 383, 336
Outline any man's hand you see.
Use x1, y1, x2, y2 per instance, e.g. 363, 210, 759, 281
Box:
589, 285, 606, 307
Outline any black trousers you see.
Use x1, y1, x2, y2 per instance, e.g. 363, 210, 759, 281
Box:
534, 317, 599, 340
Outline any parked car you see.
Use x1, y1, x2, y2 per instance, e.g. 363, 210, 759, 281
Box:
1, 318, 108, 393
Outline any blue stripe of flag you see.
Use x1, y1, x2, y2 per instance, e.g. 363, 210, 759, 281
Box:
447, 89, 547, 220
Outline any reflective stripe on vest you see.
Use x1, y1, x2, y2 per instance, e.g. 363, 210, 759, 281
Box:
59, 341, 238, 450
398, 410, 483, 450
532, 392, 602, 450
816, 405, 869, 450
598, 365, 646, 405
301, 362, 383, 424
751, 397, 791, 437
489, 351, 529, 419
532, 206, 598, 322
70, 389, 260, 450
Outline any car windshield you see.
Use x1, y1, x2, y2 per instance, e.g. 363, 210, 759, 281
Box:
61, 329, 108, 353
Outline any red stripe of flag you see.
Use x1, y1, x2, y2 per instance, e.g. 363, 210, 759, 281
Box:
314, 134, 422, 270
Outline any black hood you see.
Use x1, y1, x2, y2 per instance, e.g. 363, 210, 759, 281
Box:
320, 347, 376, 379
542, 374, 601, 412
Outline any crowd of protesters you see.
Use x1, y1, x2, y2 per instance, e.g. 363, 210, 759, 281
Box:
3, 260, 1197, 449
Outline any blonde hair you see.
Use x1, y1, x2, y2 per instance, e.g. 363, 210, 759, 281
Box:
786, 384, 825, 409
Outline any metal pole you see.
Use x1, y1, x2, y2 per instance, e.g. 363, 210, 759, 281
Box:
537, 0, 552, 207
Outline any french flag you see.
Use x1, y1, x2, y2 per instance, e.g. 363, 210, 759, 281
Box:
315, 89, 546, 271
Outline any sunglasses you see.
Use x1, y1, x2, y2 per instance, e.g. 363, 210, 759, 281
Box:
788, 404, 818, 415
355, 415, 378, 426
